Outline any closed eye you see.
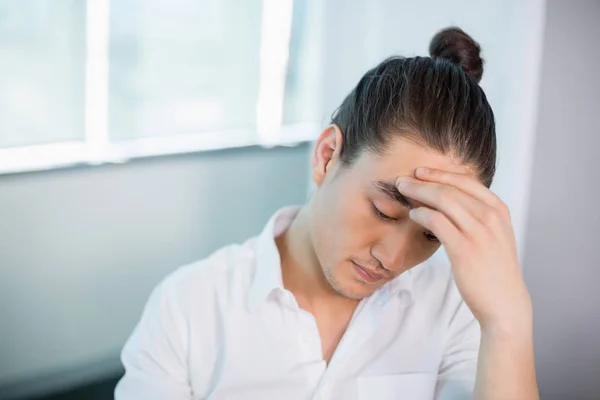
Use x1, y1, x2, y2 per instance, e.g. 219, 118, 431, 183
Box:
424, 232, 439, 242
373, 203, 439, 242
372, 203, 395, 222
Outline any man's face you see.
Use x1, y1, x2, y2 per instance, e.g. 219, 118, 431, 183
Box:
308, 130, 473, 300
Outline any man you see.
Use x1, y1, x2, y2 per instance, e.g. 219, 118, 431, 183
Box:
116, 27, 538, 399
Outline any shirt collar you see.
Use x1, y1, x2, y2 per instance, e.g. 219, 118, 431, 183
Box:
248, 206, 300, 310
247, 206, 418, 310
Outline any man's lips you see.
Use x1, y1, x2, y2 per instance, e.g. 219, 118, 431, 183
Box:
351, 261, 387, 283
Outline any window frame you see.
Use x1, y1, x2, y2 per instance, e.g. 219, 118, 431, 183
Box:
0, 0, 318, 176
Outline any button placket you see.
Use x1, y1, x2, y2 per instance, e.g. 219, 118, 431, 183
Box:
297, 309, 323, 361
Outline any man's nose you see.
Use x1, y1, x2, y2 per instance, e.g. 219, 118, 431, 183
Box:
371, 230, 409, 271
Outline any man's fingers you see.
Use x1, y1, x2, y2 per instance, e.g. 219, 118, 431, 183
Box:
415, 167, 506, 212
408, 207, 461, 248
396, 178, 487, 234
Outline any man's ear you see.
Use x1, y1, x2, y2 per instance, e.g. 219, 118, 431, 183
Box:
311, 125, 343, 187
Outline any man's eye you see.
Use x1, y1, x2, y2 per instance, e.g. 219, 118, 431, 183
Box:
424, 232, 439, 242
372, 204, 394, 221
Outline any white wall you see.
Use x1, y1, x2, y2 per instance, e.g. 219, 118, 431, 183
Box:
522, 1, 600, 398
0, 144, 311, 397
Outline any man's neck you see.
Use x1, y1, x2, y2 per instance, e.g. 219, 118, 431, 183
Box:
276, 206, 358, 311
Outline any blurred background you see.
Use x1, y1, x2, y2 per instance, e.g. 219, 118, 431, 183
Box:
0, 0, 598, 399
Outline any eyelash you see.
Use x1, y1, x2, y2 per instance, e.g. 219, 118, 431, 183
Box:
372, 203, 394, 221
371, 203, 439, 243
424, 232, 439, 243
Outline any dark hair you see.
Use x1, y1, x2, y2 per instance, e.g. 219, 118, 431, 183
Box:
332, 27, 496, 187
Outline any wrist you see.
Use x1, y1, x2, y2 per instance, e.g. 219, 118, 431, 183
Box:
480, 294, 533, 340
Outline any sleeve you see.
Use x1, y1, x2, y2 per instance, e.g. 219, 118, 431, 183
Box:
114, 278, 193, 400
434, 299, 481, 400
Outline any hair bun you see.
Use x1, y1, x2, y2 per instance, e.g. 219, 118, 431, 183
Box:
429, 27, 484, 83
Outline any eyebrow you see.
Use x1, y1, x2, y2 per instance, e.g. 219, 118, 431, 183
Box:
373, 180, 418, 209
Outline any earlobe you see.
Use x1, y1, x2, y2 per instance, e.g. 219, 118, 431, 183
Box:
312, 125, 343, 186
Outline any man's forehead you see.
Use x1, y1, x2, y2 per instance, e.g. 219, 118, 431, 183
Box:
367, 145, 476, 178
350, 138, 478, 183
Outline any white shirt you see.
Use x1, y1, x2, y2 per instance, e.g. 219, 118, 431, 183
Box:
115, 206, 480, 400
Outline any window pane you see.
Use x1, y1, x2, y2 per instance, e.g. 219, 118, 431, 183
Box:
0, 0, 85, 148
109, 0, 263, 140
282, 0, 322, 124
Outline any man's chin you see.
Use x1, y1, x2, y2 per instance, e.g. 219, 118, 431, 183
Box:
332, 281, 380, 301
323, 269, 381, 300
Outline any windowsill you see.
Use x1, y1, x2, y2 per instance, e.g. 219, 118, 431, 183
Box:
0, 122, 319, 176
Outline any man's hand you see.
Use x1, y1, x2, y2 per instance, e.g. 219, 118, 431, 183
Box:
396, 167, 538, 399
396, 167, 530, 332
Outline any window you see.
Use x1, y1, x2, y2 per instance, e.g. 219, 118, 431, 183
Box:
0, 1, 86, 148
0, 0, 322, 174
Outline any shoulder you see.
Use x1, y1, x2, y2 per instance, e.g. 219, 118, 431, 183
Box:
410, 249, 465, 313
155, 237, 259, 316
409, 250, 479, 346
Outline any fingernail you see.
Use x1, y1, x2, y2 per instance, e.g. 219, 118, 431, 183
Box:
397, 180, 411, 190
416, 167, 429, 176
